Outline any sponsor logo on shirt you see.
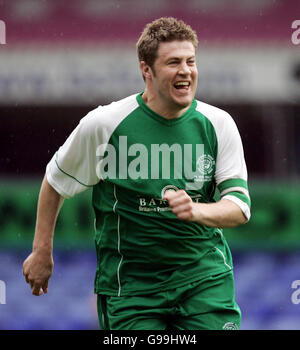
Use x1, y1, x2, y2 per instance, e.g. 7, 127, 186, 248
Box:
138, 187, 202, 213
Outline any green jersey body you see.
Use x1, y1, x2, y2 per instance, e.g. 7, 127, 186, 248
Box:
46, 93, 250, 297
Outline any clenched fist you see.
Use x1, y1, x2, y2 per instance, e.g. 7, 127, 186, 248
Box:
22, 250, 54, 296
163, 189, 198, 221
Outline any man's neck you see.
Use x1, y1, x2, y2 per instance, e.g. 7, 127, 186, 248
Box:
142, 91, 190, 120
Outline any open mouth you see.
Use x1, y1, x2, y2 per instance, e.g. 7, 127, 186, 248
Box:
174, 81, 190, 90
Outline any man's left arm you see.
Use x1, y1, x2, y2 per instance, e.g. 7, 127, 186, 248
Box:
164, 190, 246, 228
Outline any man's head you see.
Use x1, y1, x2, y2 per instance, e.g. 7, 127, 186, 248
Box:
136, 17, 198, 70
136, 17, 199, 115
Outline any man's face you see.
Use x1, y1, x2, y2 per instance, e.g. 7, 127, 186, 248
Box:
149, 40, 198, 110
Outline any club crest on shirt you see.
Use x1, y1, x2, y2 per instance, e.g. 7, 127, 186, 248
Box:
197, 154, 215, 176
222, 322, 239, 330
189, 154, 215, 187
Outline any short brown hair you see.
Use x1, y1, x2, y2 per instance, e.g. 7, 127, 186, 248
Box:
136, 17, 198, 68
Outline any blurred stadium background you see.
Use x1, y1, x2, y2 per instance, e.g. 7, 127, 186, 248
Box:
1, 0, 300, 330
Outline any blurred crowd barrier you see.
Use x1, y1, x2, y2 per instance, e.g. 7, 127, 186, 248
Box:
1, 0, 297, 43
0, 46, 299, 105
0, 0, 299, 106
0, 180, 300, 251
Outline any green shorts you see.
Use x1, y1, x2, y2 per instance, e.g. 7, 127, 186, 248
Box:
97, 270, 241, 330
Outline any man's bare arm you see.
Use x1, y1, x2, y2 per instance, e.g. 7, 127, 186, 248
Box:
22, 175, 64, 295
164, 190, 247, 228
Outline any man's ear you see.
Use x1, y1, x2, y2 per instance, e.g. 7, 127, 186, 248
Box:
140, 61, 153, 81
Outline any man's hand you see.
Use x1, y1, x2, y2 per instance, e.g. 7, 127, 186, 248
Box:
22, 250, 54, 296
163, 189, 197, 221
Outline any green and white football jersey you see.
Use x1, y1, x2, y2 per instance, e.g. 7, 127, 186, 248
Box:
46, 93, 250, 296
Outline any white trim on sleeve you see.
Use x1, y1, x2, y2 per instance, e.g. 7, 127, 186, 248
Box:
222, 194, 251, 221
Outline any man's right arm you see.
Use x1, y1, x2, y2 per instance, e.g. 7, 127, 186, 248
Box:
24, 107, 102, 295
22, 175, 64, 296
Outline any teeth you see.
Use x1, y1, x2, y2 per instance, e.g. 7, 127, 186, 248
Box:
175, 81, 189, 86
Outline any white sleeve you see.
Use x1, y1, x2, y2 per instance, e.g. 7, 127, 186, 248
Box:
196, 101, 250, 220
214, 112, 248, 186
214, 113, 251, 220
45, 94, 140, 198
46, 109, 101, 198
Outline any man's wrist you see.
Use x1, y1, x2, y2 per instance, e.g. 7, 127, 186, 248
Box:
192, 203, 207, 225
33, 240, 53, 254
